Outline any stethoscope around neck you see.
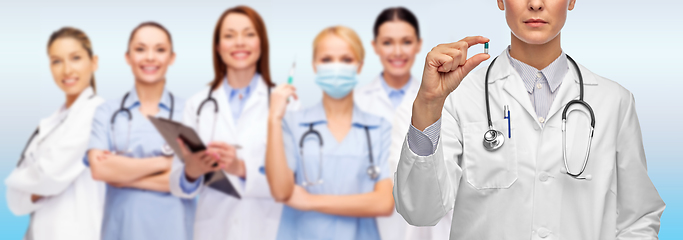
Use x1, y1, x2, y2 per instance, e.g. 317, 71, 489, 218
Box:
299, 123, 380, 187
483, 55, 595, 180
196, 80, 272, 142
110, 91, 175, 155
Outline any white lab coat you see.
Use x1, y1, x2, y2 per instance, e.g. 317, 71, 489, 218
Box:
170, 77, 297, 240
5, 87, 105, 240
355, 76, 452, 240
394, 51, 665, 239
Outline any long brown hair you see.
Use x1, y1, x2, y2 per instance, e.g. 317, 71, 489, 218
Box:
47, 27, 97, 92
210, 5, 273, 90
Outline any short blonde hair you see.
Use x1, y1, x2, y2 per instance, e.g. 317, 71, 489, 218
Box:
313, 26, 364, 63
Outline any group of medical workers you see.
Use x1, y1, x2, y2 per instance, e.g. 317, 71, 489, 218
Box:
5, 5, 448, 240
5, 1, 666, 240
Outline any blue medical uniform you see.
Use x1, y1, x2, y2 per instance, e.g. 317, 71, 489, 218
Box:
86, 87, 195, 240
277, 103, 392, 240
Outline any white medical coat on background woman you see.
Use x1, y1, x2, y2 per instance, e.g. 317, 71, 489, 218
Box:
5, 87, 105, 240
355, 75, 452, 240
170, 76, 298, 240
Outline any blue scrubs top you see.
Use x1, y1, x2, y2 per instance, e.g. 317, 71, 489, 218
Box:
277, 102, 391, 240
86, 87, 194, 240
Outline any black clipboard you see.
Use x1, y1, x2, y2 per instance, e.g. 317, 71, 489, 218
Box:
149, 117, 241, 199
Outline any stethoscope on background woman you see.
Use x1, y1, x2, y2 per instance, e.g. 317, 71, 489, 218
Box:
298, 124, 380, 187
110, 91, 175, 155
196, 80, 272, 142
196, 79, 272, 170
482, 55, 595, 180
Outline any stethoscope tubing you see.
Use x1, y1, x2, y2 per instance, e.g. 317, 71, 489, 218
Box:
483, 54, 595, 179
111, 91, 174, 154
298, 123, 378, 186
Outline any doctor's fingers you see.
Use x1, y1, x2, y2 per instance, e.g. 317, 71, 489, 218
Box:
212, 147, 237, 162
457, 53, 491, 79
199, 154, 219, 168
274, 84, 296, 96
270, 85, 298, 107
442, 47, 468, 72
279, 85, 298, 100
207, 141, 236, 151
197, 155, 222, 172
430, 48, 462, 73
454, 36, 489, 48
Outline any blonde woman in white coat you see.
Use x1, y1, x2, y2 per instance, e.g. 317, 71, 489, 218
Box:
170, 6, 296, 240
354, 7, 452, 240
5, 27, 105, 240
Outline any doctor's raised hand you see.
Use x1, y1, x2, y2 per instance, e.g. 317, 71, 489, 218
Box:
412, 36, 490, 130
269, 84, 298, 121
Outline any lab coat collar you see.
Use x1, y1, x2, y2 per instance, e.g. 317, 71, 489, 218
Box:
123, 85, 173, 111
70, 87, 96, 111
492, 49, 598, 127
362, 73, 417, 110
361, 75, 393, 109
210, 81, 237, 131
37, 87, 96, 142
546, 60, 599, 122
240, 74, 269, 115
299, 102, 381, 128
223, 73, 261, 98
379, 72, 413, 94
488, 49, 598, 85
399, 75, 420, 107
210, 74, 269, 130
506, 47, 568, 93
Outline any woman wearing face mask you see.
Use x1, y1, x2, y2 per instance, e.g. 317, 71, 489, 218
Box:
266, 26, 394, 240
354, 7, 451, 240
86, 22, 193, 240
169, 5, 291, 240
5, 27, 105, 240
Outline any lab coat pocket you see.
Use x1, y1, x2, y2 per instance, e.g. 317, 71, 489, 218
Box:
463, 119, 517, 189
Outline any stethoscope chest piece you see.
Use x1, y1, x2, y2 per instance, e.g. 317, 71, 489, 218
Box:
483, 128, 505, 151
161, 144, 174, 157
367, 165, 380, 180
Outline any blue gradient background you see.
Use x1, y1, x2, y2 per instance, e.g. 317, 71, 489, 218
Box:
1, 0, 681, 238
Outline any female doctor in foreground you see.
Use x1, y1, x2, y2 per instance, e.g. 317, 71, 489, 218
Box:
267, 25, 394, 240
394, 0, 665, 239
5, 27, 105, 240
353, 7, 450, 240
170, 5, 290, 240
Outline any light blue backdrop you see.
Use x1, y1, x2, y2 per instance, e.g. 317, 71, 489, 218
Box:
1, 0, 681, 238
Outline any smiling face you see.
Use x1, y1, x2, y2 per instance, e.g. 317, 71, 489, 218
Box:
372, 20, 421, 79
498, 0, 575, 45
313, 34, 362, 73
48, 37, 98, 97
217, 13, 261, 72
125, 26, 175, 84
